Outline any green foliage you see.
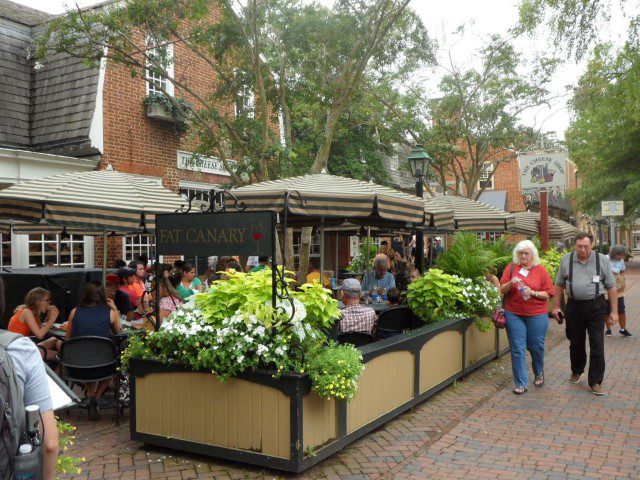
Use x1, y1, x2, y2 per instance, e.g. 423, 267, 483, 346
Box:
565, 42, 640, 219
347, 237, 378, 272
540, 248, 564, 280
292, 282, 341, 330
436, 232, 497, 278
482, 236, 513, 277
306, 342, 364, 400
56, 419, 84, 475
406, 269, 463, 323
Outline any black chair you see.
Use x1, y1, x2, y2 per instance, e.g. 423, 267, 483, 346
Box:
59, 336, 121, 424
337, 331, 375, 347
376, 306, 414, 339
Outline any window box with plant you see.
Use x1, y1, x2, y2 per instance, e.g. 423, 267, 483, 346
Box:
144, 93, 191, 133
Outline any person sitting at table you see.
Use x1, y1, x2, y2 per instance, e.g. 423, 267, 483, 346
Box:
66, 281, 121, 420
105, 273, 134, 322
386, 288, 402, 307
176, 263, 202, 299
337, 278, 376, 335
117, 267, 140, 310
128, 259, 147, 300
306, 258, 331, 287
361, 254, 396, 294
8, 287, 61, 362
153, 274, 183, 322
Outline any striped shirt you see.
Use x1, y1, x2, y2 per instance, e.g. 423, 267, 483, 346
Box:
338, 303, 377, 334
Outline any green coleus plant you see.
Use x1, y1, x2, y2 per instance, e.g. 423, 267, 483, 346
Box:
406, 269, 464, 324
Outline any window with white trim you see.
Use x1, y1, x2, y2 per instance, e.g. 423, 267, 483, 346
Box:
476, 231, 503, 242
178, 181, 220, 205
28, 234, 85, 267
390, 154, 399, 171
146, 39, 174, 96
479, 162, 494, 190
123, 235, 156, 263
0, 233, 11, 268
235, 83, 255, 119
293, 232, 321, 269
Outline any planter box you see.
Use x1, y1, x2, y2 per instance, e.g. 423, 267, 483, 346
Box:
129, 317, 509, 472
146, 102, 175, 123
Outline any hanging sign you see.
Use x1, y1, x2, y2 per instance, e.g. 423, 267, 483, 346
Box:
519, 152, 567, 193
601, 201, 624, 217
177, 151, 237, 176
156, 211, 274, 256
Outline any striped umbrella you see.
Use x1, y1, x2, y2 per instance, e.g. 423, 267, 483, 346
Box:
230, 173, 430, 227
513, 212, 579, 240
423, 195, 515, 231
0, 169, 184, 232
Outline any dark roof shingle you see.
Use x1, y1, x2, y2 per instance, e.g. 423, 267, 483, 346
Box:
0, 0, 54, 26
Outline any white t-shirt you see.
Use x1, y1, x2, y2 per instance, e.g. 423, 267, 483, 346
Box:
7, 336, 53, 412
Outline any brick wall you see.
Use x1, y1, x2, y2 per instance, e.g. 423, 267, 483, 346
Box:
93, 5, 244, 267
491, 154, 526, 212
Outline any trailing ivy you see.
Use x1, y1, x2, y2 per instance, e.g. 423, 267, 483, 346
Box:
144, 93, 192, 133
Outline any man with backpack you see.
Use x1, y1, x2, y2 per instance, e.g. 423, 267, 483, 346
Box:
552, 232, 618, 396
0, 277, 58, 480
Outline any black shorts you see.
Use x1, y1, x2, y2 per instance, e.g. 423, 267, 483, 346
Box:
606, 296, 625, 314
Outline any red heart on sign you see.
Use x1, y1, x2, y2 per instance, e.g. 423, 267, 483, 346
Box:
252, 232, 263, 241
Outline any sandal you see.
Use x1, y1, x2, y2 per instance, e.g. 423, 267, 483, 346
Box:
512, 387, 527, 395
534, 374, 545, 387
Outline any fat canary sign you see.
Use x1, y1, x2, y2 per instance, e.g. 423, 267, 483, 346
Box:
156, 211, 274, 256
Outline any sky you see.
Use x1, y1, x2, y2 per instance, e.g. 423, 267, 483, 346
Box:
11, 0, 626, 139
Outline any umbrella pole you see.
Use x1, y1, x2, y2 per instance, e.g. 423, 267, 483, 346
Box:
319, 217, 325, 286
335, 232, 339, 283
102, 229, 107, 286
366, 226, 371, 276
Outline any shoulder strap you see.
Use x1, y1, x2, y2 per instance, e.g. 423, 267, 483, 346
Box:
595, 252, 601, 297
0, 330, 21, 350
568, 251, 574, 299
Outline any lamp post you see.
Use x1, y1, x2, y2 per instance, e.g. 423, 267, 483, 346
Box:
407, 144, 431, 273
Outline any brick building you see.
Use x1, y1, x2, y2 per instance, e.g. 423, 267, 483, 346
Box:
0, 0, 248, 269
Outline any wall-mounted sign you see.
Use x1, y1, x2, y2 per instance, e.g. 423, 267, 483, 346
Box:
156, 211, 274, 257
176, 151, 237, 177
519, 152, 567, 193
601, 201, 624, 217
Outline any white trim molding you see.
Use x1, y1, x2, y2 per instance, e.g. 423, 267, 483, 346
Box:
0, 148, 99, 185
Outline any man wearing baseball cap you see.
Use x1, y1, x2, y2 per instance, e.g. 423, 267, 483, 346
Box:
338, 278, 376, 335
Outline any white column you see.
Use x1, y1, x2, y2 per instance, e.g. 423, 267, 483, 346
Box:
11, 233, 29, 268
84, 236, 95, 268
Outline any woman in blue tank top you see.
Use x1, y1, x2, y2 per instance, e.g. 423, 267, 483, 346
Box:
66, 281, 121, 420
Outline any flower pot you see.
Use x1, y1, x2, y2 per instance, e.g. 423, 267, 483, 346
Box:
146, 102, 175, 123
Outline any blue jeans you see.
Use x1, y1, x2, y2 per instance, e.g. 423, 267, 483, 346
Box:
505, 311, 549, 388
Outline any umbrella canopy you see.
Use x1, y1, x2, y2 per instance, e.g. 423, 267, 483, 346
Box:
0, 169, 185, 232
423, 195, 515, 231
230, 173, 430, 227
513, 212, 579, 240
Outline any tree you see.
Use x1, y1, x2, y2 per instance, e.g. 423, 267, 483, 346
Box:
565, 42, 640, 218
365, 34, 552, 199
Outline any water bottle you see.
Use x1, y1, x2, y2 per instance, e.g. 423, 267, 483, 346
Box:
518, 284, 530, 300
381, 288, 388, 302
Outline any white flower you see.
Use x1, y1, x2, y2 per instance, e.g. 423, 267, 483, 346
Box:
237, 355, 245, 363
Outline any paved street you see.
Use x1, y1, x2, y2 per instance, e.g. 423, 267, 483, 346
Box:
61, 263, 640, 480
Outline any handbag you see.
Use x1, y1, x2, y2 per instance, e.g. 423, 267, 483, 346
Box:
493, 264, 515, 329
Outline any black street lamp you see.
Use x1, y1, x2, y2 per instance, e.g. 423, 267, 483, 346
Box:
407, 144, 431, 273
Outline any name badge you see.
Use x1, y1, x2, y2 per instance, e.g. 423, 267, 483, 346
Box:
519, 268, 529, 277
592, 275, 600, 283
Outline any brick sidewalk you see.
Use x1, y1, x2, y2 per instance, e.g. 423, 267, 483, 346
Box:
59, 264, 640, 480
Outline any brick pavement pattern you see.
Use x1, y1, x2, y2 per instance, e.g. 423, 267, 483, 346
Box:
60, 263, 640, 480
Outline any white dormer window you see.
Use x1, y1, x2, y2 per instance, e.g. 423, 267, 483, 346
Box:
146, 38, 174, 96
235, 83, 255, 119
479, 162, 494, 190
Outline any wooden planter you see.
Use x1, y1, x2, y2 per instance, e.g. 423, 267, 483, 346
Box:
129, 317, 509, 472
